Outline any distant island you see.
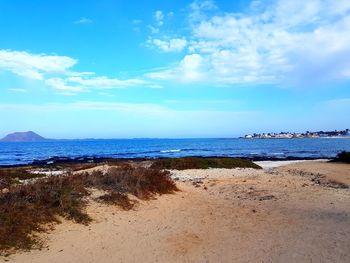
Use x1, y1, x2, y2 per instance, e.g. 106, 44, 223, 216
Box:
243, 129, 350, 139
0, 131, 47, 142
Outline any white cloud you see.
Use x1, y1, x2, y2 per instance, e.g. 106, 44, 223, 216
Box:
148, 0, 350, 86
45, 78, 85, 95
147, 54, 205, 82
180, 54, 205, 81
154, 10, 164, 26
45, 75, 149, 95
44, 75, 149, 95
4, 0, 350, 93
74, 17, 93, 24
148, 10, 165, 34
0, 50, 76, 80
146, 69, 175, 81
148, 38, 187, 52
189, 0, 217, 21
148, 25, 160, 34
190, 0, 217, 11
67, 76, 147, 88
148, 10, 174, 34
0, 49, 151, 95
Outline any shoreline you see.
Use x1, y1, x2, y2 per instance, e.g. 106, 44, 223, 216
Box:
241, 136, 350, 139
0, 155, 332, 168
1, 136, 349, 142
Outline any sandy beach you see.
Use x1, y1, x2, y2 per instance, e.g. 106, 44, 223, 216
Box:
2, 0, 350, 262
2, 160, 350, 263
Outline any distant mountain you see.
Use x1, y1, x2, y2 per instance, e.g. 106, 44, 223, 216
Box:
0, 131, 47, 142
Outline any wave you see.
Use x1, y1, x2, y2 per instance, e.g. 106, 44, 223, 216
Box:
160, 149, 181, 153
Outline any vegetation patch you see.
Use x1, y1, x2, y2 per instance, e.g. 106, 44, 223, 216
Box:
0, 166, 177, 254
0, 167, 46, 190
150, 157, 262, 170
97, 192, 135, 210
0, 175, 90, 253
326, 179, 349, 189
332, 151, 350, 164
79, 167, 177, 200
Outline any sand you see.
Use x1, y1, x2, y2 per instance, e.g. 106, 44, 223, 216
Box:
3, 161, 350, 263
254, 159, 329, 169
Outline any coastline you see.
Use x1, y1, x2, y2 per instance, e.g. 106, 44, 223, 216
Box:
0, 155, 332, 168
1, 137, 349, 167
242, 136, 350, 139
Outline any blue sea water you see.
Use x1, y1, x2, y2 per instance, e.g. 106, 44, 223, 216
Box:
0, 138, 350, 166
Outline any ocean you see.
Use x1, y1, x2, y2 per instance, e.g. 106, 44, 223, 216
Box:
1, 138, 350, 166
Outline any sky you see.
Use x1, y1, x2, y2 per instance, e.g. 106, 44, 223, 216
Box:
0, 0, 350, 139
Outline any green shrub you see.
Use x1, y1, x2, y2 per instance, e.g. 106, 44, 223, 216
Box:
150, 157, 262, 170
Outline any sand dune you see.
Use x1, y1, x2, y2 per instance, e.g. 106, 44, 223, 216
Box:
5, 161, 350, 263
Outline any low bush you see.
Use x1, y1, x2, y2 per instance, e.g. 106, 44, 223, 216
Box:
0, 168, 46, 190
0, 174, 90, 252
80, 167, 177, 200
97, 192, 135, 210
0, 166, 177, 254
327, 179, 349, 189
150, 157, 262, 170
332, 151, 350, 164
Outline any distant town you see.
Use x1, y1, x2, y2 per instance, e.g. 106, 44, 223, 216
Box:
243, 129, 350, 139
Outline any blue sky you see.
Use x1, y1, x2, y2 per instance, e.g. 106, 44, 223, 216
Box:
0, 0, 350, 138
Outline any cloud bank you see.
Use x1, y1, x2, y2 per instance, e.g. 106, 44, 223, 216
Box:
0, 50, 149, 95
2, 0, 350, 96
147, 0, 350, 86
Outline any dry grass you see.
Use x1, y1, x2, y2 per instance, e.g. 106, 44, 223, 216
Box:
0, 174, 90, 253
151, 157, 262, 170
326, 179, 349, 189
0, 166, 177, 254
79, 166, 177, 200
97, 192, 135, 210
0, 168, 46, 190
